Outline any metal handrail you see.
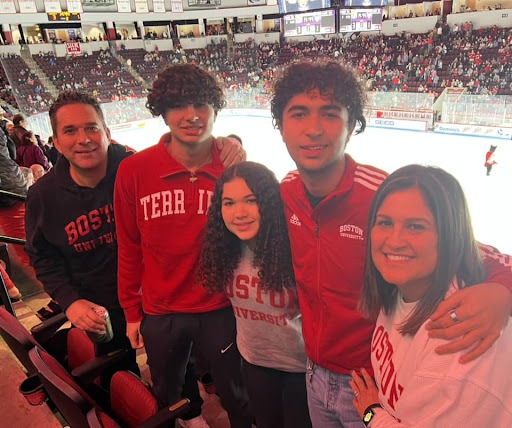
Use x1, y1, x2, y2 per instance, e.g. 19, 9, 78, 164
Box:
0, 234, 26, 317
0, 236, 26, 246
0, 189, 26, 202
0, 191, 27, 316
0, 276, 15, 316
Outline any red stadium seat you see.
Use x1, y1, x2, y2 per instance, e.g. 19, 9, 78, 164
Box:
29, 346, 189, 428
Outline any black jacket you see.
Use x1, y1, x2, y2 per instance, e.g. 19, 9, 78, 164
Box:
25, 144, 132, 312
0, 131, 28, 207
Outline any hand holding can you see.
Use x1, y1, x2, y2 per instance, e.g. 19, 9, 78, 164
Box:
86, 306, 114, 343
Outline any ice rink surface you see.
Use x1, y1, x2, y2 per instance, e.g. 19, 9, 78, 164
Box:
111, 111, 512, 255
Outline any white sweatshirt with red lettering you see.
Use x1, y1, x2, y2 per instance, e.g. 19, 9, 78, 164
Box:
228, 244, 306, 373
370, 283, 512, 427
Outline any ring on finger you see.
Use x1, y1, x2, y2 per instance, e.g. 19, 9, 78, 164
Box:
450, 311, 461, 323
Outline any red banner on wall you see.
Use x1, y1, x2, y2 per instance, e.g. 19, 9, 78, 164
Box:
65, 41, 82, 56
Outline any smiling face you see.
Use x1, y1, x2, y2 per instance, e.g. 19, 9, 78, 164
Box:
371, 187, 439, 302
278, 88, 353, 177
53, 103, 110, 186
221, 177, 261, 249
164, 103, 216, 148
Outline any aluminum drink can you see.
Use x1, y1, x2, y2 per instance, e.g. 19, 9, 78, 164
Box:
87, 306, 114, 343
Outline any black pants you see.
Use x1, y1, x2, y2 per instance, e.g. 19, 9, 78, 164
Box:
141, 307, 252, 428
95, 307, 140, 386
242, 358, 312, 428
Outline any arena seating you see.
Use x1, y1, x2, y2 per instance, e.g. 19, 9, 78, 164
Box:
29, 346, 190, 428
0, 59, 18, 110
0, 55, 53, 114
32, 50, 145, 104
1, 23, 511, 116
117, 48, 181, 84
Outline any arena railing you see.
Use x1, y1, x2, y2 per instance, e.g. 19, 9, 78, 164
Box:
0, 189, 26, 317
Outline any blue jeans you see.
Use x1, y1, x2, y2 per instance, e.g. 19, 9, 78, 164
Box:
306, 359, 364, 428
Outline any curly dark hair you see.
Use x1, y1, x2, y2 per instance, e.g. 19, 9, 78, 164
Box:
271, 58, 367, 134
146, 63, 226, 117
49, 91, 106, 136
197, 161, 295, 294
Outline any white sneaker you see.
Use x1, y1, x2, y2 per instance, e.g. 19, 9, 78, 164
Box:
176, 415, 210, 428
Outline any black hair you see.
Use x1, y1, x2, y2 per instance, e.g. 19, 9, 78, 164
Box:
198, 161, 295, 293
146, 64, 226, 117
271, 58, 367, 134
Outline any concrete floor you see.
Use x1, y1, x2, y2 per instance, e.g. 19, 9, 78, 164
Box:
1, 292, 231, 428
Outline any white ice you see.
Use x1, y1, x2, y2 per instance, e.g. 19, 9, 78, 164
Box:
111, 111, 512, 255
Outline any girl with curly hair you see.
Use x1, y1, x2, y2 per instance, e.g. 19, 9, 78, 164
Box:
197, 161, 311, 428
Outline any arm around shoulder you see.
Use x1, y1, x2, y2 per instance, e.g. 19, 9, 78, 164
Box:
427, 244, 512, 362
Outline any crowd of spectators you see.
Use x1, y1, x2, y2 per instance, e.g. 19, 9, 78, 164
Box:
457, 3, 503, 13
118, 47, 184, 83
31, 49, 144, 106
0, 53, 53, 114
0, 22, 511, 118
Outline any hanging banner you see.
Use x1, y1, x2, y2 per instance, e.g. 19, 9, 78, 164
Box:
65, 41, 82, 56
44, 0, 61, 12
135, 0, 149, 13
66, 0, 82, 12
170, 0, 183, 12
0, 0, 17, 14
18, 0, 37, 13
83, 0, 116, 7
153, 0, 165, 12
116, 0, 131, 12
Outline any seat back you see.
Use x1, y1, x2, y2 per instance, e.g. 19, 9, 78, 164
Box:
110, 371, 159, 427
67, 328, 96, 371
0, 307, 69, 375
109, 371, 189, 428
0, 307, 39, 374
29, 346, 96, 428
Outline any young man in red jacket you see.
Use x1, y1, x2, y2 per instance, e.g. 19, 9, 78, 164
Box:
25, 90, 244, 398
271, 59, 512, 428
115, 64, 252, 428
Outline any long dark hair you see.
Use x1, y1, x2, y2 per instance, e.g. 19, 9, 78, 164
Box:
197, 161, 295, 293
359, 165, 485, 335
